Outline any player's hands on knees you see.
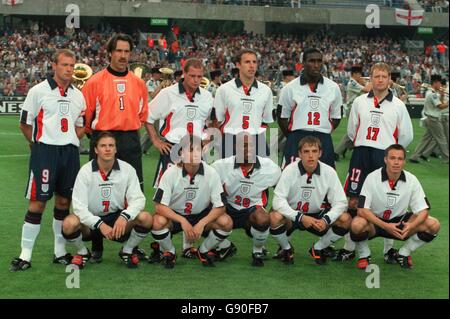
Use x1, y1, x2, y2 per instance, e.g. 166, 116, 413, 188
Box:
181, 220, 197, 242
154, 139, 172, 155
192, 221, 206, 240
112, 216, 128, 240
399, 222, 412, 240
313, 219, 327, 232
99, 223, 114, 240
384, 222, 403, 239
301, 215, 316, 229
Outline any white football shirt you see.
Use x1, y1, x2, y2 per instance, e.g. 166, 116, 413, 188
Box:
347, 90, 413, 149
358, 167, 429, 220
279, 74, 342, 133
214, 78, 273, 135
20, 77, 86, 146
72, 159, 146, 229
212, 156, 281, 210
147, 81, 213, 144
273, 160, 347, 225
153, 162, 225, 216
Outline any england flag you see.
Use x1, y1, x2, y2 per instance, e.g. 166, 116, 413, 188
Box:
395, 8, 424, 26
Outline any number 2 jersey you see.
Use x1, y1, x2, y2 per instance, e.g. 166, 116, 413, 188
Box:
20, 77, 86, 146
212, 156, 281, 210
347, 90, 413, 150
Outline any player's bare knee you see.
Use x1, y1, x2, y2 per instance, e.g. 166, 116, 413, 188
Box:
335, 212, 351, 229
28, 200, 46, 213
350, 216, 368, 234
152, 214, 169, 231
55, 196, 70, 210
62, 214, 80, 234
136, 211, 153, 229
269, 210, 285, 228
251, 208, 269, 227
426, 216, 440, 234
216, 214, 233, 232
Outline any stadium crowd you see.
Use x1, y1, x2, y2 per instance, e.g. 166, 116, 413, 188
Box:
0, 27, 448, 99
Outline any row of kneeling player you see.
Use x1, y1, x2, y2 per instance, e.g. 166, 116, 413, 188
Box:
10, 131, 439, 271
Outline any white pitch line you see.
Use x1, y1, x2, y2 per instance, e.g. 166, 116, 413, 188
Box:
0, 132, 22, 135
0, 154, 28, 158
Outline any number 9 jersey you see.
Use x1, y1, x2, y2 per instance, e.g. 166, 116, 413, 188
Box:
20, 77, 86, 146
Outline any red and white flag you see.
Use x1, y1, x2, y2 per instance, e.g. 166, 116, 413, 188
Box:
2, 0, 24, 5
395, 8, 424, 26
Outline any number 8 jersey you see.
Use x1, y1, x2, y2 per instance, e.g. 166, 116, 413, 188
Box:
20, 77, 86, 146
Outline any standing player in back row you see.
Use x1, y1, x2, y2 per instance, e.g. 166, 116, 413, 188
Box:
335, 62, 413, 263
278, 48, 343, 168
213, 49, 273, 158
82, 34, 149, 261
11, 49, 86, 271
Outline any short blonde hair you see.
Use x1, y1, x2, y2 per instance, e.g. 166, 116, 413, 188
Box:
370, 62, 391, 76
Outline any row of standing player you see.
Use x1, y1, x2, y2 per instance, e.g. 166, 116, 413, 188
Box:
9, 33, 440, 271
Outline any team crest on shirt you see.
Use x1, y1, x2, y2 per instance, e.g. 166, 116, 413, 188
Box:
186, 190, 196, 201
386, 195, 397, 207
370, 114, 381, 127
116, 83, 126, 94
41, 184, 49, 193
351, 182, 358, 191
240, 183, 251, 195
186, 107, 197, 120
101, 186, 112, 199
243, 102, 253, 114
309, 98, 320, 110
301, 189, 312, 200
59, 102, 69, 115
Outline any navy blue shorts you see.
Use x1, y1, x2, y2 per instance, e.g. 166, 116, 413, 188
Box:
84, 211, 130, 243
226, 204, 258, 229
283, 130, 335, 168
345, 146, 385, 197
171, 207, 211, 235
291, 210, 330, 237
221, 133, 269, 159
371, 212, 413, 241
25, 142, 80, 202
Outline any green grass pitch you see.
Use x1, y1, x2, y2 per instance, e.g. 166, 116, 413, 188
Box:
0, 115, 448, 299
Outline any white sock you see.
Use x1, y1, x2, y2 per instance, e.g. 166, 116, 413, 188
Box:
217, 239, 231, 250
182, 232, 193, 250
383, 238, 394, 254
66, 233, 88, 255
399, 234, 426, 256
271, 225, 291, 250
19, 222, 41, 262
151, 228, 175, 254
123, 228, 149, 254
314, 228, 343, 250
356, 240, 371, 259
53, 218, 67, 258
250, 227, 269, 253
199, 229, 231, 253
343, 232, 356, 251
